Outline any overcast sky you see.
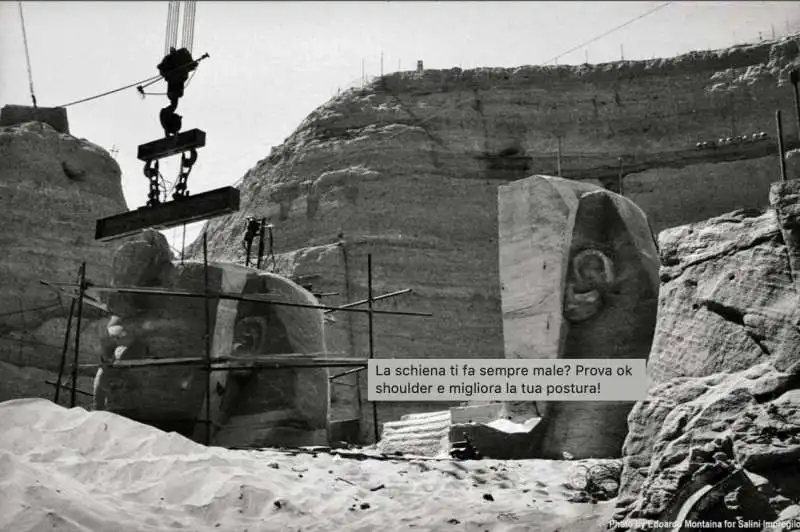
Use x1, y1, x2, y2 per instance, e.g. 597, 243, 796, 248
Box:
2, 1, 799, 251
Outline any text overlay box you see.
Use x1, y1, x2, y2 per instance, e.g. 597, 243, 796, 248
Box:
368, 359, 648, 402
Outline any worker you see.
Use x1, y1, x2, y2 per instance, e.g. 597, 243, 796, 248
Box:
242, 218, 262, 266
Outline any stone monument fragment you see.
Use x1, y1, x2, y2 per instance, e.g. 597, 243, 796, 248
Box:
497, 175, 660, 459
94, 230, 329, 447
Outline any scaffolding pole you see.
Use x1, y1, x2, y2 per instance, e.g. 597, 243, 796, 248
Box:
329, 365, 367, 382
70, 262, 86, 408
367, 253, 379, 443
50, 284, 431, 317
556, 136, 562, 176
54, 292, 76, 404
203, 232, 212, 445
790, 70, 800, 141
256, 218, 266, 269
777, 110, 787, 182
79, 354, 368, 370
324, 288, 411, 314
44, 247, 431, 448
47, 379, 93, 397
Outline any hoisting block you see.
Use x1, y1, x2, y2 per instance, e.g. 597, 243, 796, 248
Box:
94, 186, 240, 241
137, 128, 206, 161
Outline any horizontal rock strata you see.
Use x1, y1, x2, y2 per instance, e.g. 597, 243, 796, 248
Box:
0, 121, 127, 406
191, 38, 800, 438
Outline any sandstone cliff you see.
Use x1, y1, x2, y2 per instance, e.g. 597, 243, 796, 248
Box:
0, 121, 127, 406
190, 37, 800, 438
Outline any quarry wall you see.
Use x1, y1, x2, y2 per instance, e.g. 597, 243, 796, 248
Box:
190, 37, 800, 440
0, 122, 126, 407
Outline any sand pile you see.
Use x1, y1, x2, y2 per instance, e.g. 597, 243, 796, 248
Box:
0, 399, 618, 531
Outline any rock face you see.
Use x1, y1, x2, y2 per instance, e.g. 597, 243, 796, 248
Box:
648, 209, 798, 386
191, 37, 800, 439
498, 175, 659, 459
0, 121, 127, 407
0, 105, 69, 134
616, 180, 800, 527
96, 231, 330, 448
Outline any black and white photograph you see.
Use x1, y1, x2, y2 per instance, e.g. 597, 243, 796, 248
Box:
1, 1, 800, 530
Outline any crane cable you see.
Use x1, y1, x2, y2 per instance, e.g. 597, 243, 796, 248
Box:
164, 0, 179, 55
59, 0, 205, 108
181, 1, 197, 53
57, 52, 208, 108
181, 1, 189, 51
58, 73, 161, 108
16, 1, 37, 108
191, 2, 198, 52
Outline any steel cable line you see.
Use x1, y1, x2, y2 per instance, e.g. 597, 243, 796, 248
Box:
167, 0, 179, 53
542, 2, 673, 65
16, 1, 37, 107
57, 53, 208, 108
0, 301, 61, 319
58, 73, 162, 108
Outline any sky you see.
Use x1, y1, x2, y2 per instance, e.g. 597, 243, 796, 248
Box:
2, 1, 800, 252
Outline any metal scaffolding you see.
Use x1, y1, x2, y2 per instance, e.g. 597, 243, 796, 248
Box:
46, 234, 431, 445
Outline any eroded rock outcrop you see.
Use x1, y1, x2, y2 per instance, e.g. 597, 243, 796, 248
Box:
615, 180, 800, 528
0, 121, 127, 406
95, 231, 329, 447
191, 37, 800, 439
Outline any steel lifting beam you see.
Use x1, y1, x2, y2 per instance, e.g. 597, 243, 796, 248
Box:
137, 128, 206, 161
94, 186, 240, 241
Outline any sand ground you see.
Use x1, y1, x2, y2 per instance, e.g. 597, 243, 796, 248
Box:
0, 399, 616, 532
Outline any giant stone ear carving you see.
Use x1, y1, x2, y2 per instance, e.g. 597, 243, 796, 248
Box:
230, 316, 270, 379
563, 248, 615, 323
233, 316, 270, 354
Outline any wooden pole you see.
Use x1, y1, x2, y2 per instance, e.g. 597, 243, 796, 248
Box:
180, 223, 186, 265
70, 262, 86, 408
267, 224, 275, 272
47, 379, 93, 397
80, 355, 369, 370
256, 218, 266, 269
777, 110, 787, 182
203, 232, 212, 444
54, 296, 76, 404
329, 366, 367, 382
56, 284, 432, 316
16, 297, 25, 362
557, 136, 562, 177
324, 288, 411, 314
368, 253, 379, 444
244, 221, 252, 268
790, 70, 800, 141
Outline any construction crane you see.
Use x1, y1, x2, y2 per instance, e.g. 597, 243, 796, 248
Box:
140, 0, 207, 207
95, 1, 239, 242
